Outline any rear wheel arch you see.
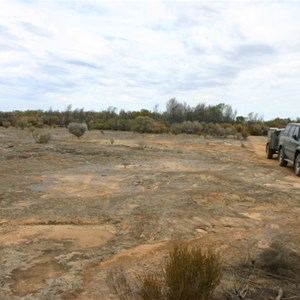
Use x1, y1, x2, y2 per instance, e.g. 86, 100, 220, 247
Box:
279, 146, 288, 167
294, 151, 300, 176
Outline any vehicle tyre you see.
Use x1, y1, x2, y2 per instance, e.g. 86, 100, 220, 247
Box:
295, 153, 300, 176
279, 147, 288, 167
266, 144, 274, 159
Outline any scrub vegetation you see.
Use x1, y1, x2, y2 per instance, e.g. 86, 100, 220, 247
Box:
1, 99, 296, 137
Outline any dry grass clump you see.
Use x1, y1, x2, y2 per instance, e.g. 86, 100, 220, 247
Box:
137, 140, 146, 150
163, 242, 221, 300
107, 241, 222, 300
107, 266, 135, 300
257, 241, 300, 277
32, 131, 51, 144
218, 240, 300, 299
138, 274, 164, 300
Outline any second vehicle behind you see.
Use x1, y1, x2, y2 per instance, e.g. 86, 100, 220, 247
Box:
278, 123, 300, 176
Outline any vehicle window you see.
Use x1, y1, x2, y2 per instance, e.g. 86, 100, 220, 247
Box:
289, 126, 296, 137
293, 126, 300, 139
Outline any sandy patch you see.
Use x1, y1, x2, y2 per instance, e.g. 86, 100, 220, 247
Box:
0, 225, 116, 248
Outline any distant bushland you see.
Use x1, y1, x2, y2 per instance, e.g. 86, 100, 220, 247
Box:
1, 100, 297, 137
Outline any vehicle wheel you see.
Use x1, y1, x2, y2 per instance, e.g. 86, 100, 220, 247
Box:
295, 153, 300, 176
279, 148, 288, 167
266, 144, 274, 159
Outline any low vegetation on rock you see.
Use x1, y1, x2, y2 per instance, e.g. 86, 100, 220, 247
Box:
32, 131, 51, 144
107, 241, 222, 300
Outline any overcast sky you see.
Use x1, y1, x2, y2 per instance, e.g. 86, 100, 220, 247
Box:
1, 0, 300, 120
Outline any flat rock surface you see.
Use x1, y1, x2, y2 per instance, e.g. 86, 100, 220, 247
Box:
0, 128, 299, 299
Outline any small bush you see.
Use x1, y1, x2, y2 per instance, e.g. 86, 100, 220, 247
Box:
17, 118, 28, 129
68, 122, 87, 139
2, 121, 11, 128
164, 242, 222, 300
32, 131, 51, 144
87, 120, 105, 130
170, 123, 182, 135
178, 121, 203, 135
235, 130, 250, 140
150, 123, 167, 134
108, 241, 222, 300
131, 116, 155, 133
249, 123, 268, 136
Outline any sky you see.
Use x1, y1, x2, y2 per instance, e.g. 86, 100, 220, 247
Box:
0, 0, 300, 120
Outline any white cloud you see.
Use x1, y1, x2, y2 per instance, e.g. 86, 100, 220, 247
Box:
0, 0, 300, 119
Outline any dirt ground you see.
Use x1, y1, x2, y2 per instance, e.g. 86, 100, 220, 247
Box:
0, 128, 300, 300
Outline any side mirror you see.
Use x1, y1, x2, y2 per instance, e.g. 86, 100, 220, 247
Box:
293, 134, 298, 141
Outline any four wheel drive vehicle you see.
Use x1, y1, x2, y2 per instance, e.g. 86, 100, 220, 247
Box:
278, 123, 300, 176
266, 128, 284, 159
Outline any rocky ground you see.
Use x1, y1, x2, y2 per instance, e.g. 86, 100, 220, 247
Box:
0, 128, 299, 299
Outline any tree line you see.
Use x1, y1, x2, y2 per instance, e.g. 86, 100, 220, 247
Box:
0, 99, 297, 137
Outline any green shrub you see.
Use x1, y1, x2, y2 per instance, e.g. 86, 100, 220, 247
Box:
235, 124, 243, 132
32, 131, 51, 144
177, 121, 203, 135
87, 120, 105, 130
131, 116, 155, 133
68, 122, 87, 139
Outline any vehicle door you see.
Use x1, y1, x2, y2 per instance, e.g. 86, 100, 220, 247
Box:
281, 125, 292, 157
285, 126, 299, 160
